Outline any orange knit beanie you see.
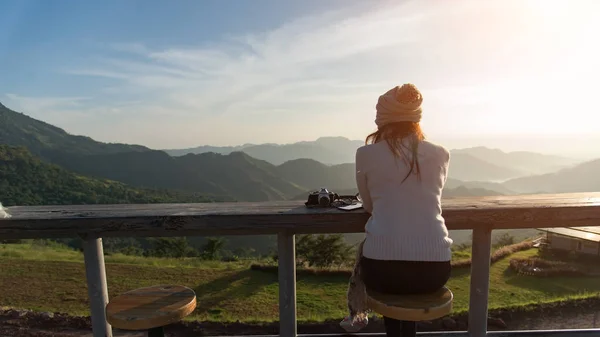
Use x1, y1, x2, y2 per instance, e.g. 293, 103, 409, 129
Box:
375, 83, 423, 128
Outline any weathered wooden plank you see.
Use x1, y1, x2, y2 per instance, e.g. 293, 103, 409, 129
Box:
5, 192, 600, 217
0, 192, 599, 239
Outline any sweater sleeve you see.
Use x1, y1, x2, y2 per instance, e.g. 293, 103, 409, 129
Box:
355, 148, 373, 214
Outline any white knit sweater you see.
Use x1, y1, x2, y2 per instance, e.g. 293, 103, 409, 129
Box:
356, 139, 453, 262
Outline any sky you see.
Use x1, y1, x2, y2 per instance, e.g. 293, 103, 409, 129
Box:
1, 0, 600, 158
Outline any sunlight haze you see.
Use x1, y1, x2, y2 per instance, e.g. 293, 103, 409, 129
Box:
1, 0, 599, 157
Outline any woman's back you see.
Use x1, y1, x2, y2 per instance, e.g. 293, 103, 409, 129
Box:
356, 138, 453, 262
343, 83, 453, 336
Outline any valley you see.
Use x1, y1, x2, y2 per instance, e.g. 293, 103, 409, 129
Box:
1, 103, 600, 335
1, 102, 597, 255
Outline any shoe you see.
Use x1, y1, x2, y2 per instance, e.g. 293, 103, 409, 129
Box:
340, 315, 368, 333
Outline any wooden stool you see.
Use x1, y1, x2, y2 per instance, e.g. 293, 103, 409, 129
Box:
106, 284, 197, 337
367, 286, 453, 321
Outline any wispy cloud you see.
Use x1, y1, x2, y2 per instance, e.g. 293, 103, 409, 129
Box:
5, 93, 90, 111
59, 0, 461, 146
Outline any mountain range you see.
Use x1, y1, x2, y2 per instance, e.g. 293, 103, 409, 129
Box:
2, 102, 599, 204
0, 145, 224, 206
0, 103, 149, 159
163, 135, 579, 180
163, 136, 364, 166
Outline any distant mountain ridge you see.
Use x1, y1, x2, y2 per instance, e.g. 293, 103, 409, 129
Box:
164, 136, 364, 165
48, 150, 307, 202
0, 103, 149, 159
165, 136, 579, 182
277, 159, 355, 192
503, 158, 600, 194
0, 102, 595, 204
445, 178, 516, 195
0, 145, 224, 206
451, 146, 578, 174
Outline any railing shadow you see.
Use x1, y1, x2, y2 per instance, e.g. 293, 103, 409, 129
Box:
193, 268, 278, 318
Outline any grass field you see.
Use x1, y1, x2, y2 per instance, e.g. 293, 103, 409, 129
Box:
1, 241, 600, 323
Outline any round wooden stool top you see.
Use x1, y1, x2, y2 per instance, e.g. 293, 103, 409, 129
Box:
106, 284, 197, 330
367, 286, 453, 321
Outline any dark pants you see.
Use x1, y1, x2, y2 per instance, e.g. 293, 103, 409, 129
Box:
361, 257, 452, 337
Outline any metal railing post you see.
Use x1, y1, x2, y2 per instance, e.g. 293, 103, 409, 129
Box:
468, 227, 493, 337
278, 231, 297, 337
82, 236, 112, 337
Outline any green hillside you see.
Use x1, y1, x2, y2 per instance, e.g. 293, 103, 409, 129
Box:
1, 244, 600, 323
47, 150, 306, 202
0, 145, 225, 206
277, 159, 355, 191
0, 103, 148, 158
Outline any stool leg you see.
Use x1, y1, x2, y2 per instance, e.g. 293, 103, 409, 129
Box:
383, 317, 402, 337
148, 326, 165, 337
402, 321, 417, 337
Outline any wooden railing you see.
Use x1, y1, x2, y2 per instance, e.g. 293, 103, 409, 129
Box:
2, 192, 600, 337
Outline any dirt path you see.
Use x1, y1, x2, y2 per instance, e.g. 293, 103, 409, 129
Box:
2, 298, 600, 337
504, 310, 600, 331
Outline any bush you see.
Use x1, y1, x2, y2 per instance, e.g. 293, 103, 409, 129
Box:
254, 238, 536, 272
102, 238, 144, 256
0, 239, 23, 244
119, 245, 144, 256
31, 239, 71, 250
490, 240, 534, 263
222, 255, 239, 262
509, 257, 590, 277
452, 239, 534, 269
538, 245, 600, 265
296, 234, 353, 268
493, 233, 516, 248
249, 263, 352, 277
200, 237, 226, 260
146, 237, 197, 258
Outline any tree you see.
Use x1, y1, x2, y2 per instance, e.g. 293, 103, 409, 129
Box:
201, 237, 226, 260
102, 238, 144, 256
296, 234, 352, 268
146, 237, 196, 258
233, 247, 256, 259
494, 232, 515, 248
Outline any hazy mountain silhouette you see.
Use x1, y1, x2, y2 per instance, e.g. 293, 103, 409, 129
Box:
502, 158, 600, 194
443, 185, 504, 197
445, 178, 517, 195
277, 159, 355, 191
165, 137, 575, 182
452, 146, 578, 174
446, 153, 527, 182
283, 163, 506, 199
164, 136, 364, 165
164, 144, 251, 156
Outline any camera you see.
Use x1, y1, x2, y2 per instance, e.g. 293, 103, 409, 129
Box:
305, 188, 336, 207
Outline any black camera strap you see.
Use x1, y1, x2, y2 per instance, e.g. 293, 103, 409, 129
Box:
304, 190, 360, 208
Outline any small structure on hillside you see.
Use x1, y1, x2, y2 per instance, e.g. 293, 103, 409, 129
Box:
537, 226, 600, 256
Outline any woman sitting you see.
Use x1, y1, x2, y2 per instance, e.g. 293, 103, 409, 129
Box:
342, 83, 453, 337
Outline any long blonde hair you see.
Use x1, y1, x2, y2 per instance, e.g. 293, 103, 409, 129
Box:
365, 121, 425, 183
